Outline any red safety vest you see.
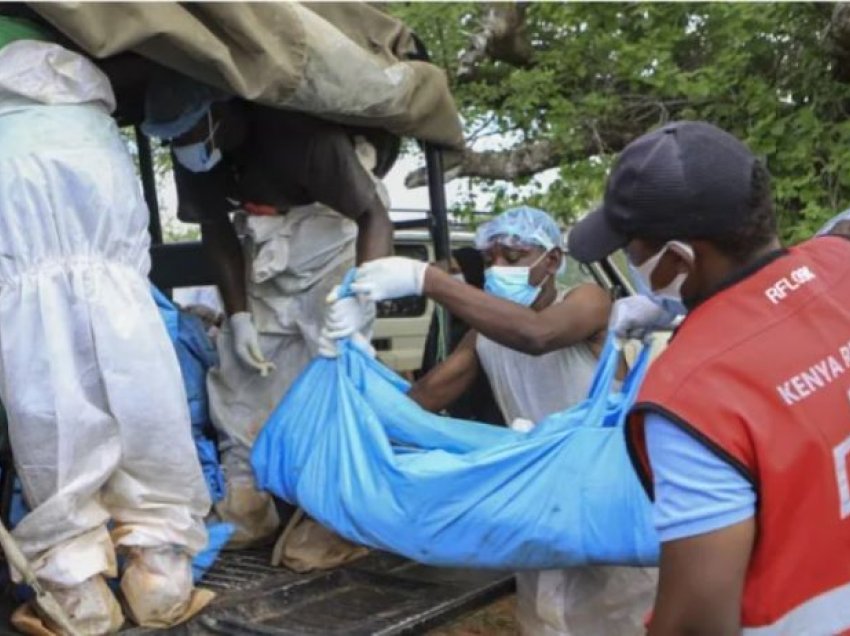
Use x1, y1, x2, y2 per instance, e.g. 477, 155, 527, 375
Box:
628, 237, 850, 634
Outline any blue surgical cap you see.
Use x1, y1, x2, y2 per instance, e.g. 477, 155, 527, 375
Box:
475, 206, 563, 251
141, 69, 230, 140
817, 208, 850, 236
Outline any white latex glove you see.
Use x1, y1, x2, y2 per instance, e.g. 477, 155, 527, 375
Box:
317, 330, 376, 359
609, 295, 678, 341
230, 311, 276, 376
351, 332, 377, 359
323, 288, 377, 340
318, 286, 377, 358
317, 332, 338, 358
350, 257, 428, 302
509, 418, 535, 433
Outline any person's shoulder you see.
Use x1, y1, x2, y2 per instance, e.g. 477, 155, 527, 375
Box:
560, 282, 611, 308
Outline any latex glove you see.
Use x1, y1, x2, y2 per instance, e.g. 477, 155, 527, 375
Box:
230, 312, 276, 376
323, 287, 377, 340
317, 332, 338, 358
350, 257, 428, 302
609, 295, 679, 341
509, 418, 535, 433
317, 331, 376, 359
318, 286, 377, 359
351, 332, 377, 359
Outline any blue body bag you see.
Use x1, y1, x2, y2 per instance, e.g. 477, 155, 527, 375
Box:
152, 288, 226, 503
152, 288, 233, 580
252, 328, 660, 570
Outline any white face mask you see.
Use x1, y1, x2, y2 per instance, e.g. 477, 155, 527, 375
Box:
173, 111, 222, 173
629, 241, 694, 316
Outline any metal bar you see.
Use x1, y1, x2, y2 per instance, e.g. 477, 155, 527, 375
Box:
424, 144, 452, 360
393, 218, 432, 230
408, 33, 454, 360
0, 459, 14, 529
598, 257, 630, 299
135, 126, 163, 246
425, 146, 451, 264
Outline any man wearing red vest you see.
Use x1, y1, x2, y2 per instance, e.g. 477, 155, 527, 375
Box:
568, 121, 850, 634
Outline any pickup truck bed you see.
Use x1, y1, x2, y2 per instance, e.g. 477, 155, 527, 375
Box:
0, 548, 513, 635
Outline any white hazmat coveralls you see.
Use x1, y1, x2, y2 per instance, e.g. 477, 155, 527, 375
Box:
0, 40, 210, 632
208, 204, 357, 548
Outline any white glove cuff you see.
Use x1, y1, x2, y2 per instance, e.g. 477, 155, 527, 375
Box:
229, 311, 253, 329
414, 262, 428, 295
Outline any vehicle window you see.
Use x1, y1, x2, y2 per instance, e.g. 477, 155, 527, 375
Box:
377, 243, 429, 318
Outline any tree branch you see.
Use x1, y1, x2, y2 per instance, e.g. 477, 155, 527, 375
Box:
405, 139, 563, 188
829, 3, 850, 82
457, 3, 534, 82
404, 119, 650, 188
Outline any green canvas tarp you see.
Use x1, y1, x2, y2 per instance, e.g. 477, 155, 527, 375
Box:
28, 1, 464, 149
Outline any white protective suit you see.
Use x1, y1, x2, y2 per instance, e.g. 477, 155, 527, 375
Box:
476, 289, 657, 636
0, 40, 210, 630
208, 203, 357, 547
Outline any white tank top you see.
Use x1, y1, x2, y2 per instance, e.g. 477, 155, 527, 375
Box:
475, 290, 602, 423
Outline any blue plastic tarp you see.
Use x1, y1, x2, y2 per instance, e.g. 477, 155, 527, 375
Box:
252, 332, 660, 570
153, 287, 226, 503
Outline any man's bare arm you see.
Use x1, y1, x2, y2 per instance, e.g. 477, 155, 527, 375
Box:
650, 517, 755, 636
422, 267, 611, 355
354, 202, 393, 264
409, 331, 481, 413
200, 219, 247, 316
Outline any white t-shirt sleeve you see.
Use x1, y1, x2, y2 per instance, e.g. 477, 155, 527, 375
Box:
644, 412, 756, 542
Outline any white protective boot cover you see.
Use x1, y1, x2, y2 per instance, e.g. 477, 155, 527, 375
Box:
120, 546, 213, 628
12, 574, 124, 636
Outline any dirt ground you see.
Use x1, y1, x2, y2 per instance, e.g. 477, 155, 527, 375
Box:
428, 595, 518, 636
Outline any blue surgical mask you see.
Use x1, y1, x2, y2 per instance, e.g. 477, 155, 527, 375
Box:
627, 241, 694, 316
484, 251, 549, 307
173, 111, 222, 173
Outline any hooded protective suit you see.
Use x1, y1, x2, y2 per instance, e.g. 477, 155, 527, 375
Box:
0, 38, 210, 633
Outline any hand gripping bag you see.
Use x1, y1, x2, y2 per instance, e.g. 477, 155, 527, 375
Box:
252, 294, 659, 570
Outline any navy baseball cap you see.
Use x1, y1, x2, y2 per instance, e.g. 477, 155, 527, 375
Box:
568, 121, 760, 263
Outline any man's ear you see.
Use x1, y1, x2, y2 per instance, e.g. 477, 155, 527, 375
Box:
545, 249, 563, 275
667, 242, 695, 274
652, 247, 691, 289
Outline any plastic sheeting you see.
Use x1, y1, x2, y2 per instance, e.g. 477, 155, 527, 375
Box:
153, 287, 226, 503
252, 330, 660, 570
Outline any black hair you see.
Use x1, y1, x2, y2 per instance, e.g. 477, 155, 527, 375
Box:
452, 247, 485, 289
710, 160, 777, 263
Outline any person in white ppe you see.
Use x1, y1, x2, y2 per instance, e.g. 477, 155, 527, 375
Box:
0, 22, 211, 636
327, 206, 657, 636
142, 70, 395, 552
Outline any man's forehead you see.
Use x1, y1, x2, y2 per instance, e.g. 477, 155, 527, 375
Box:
482, 243, 545, 258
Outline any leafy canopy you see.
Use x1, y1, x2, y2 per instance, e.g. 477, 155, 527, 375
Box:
391, 2, 849, 242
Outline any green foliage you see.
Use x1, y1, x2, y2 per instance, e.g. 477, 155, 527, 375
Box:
120, 128, 194, 242
390, 2, 849, 242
